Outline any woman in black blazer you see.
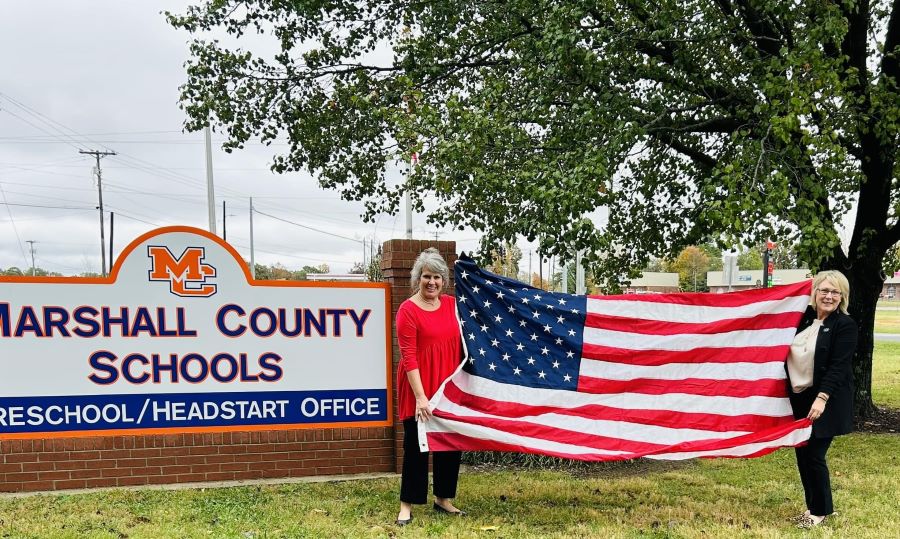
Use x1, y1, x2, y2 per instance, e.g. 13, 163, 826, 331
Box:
786, 270, 857, 528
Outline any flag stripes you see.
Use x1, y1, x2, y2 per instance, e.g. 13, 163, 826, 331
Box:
418, 256, 813, 461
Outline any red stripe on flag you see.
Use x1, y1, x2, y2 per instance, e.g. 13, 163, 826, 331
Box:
432, 410, 669, 454
642, 419, 810, 457
577, 376, 788, 398
589, 280, 811, 307
426, 432, 633, 462
581, 344, 790, 366
584, 311, 804, 335
441, 380, 793, 432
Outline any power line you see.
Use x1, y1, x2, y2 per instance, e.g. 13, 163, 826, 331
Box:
252, 208, 363, 243
0, 202, 95, 210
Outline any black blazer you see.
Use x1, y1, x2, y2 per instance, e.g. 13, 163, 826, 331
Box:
787, 306, 857, 438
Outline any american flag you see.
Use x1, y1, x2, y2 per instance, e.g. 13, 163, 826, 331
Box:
418, 255, 813, 461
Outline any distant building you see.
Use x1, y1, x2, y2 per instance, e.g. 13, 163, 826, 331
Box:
305, 273, 367, 282
624, 272, 680, 293
707, 269, 812, 293
880, 275, 900, 300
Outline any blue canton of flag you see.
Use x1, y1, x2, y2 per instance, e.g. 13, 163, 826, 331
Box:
455, 255, 587, 391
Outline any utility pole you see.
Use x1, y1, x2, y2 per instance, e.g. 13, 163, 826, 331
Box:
222, 200, 227, 241
26, 240, 36, 276
80, 149, 116, 277
249, 197, 256, 279
205, 126, 217, 234
109, 212, 115, 271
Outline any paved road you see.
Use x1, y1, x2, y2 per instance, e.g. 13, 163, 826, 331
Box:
875, 333, 900, 342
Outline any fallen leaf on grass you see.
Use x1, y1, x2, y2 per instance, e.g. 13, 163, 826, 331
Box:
312, 509, 330, 515
479, 525, 500, 531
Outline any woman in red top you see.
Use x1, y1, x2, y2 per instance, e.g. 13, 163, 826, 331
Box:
395, 248, 464, 526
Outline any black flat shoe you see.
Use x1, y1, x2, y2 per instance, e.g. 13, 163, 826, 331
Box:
433, 502, 466, 516
395, 515, 413, 526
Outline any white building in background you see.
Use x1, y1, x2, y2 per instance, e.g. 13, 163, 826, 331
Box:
624, 272, 681, 294
707, 269, 812, 294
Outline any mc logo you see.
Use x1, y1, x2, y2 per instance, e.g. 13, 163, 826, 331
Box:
147, 245, 217, 297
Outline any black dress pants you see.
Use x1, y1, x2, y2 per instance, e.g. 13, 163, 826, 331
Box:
794, 435, 834, 516
400, 417, 461, 504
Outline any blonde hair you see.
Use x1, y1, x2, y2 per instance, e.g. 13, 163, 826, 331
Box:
410, 248, 449, 291
810, 270, 850, 314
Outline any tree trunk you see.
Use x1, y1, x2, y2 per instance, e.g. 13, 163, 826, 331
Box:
845, 258, 884, 419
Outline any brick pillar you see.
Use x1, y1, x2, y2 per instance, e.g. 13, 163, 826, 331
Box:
381, 239, 457, 473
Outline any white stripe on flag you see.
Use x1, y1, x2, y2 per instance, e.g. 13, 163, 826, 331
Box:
582, 326, 799, 351
580, 359, 788, 382
435, 397, 751, 445
587, 295, 810, 323
424, 416, 630, 457
454, 372, 794, 417
647, 425, 813, 460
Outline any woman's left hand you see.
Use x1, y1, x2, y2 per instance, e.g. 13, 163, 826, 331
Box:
807, 398, 826, 421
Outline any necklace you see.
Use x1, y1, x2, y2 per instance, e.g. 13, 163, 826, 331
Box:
419, 293, 439, 307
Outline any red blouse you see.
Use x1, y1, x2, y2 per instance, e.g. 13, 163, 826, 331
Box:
396, 295, 462, 420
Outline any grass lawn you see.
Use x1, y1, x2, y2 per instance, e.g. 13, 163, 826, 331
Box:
1, 346, 898, 538
1, 435, 899, 538
875, 305, 900, 334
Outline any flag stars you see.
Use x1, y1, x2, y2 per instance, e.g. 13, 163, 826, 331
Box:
519, 320, 527, 327
538, 371, 547, 379
515, 342, 525, 351
502, 353, 510, 362
541, 346, 550, 356
552, 360, 560, 369
555, 337, 563, 345
543, 324, 552, 333
530, 333, 538, 341
508, 305, 515, 313
494, 314, 503, 323
458, 296, 468, 304
489, 362, 497, 371
532, 311, 540, 319
513, 367, 522, 375
472, 285, 480, 293
558, 298, 567, 305
468, 333, 475, 341
483, 299, 492, 308
460, 270, 469, 280
557, 315, 566, 324
522, 297, 530, 305
527, 357, 536, 365
469, 310, 479, 319
568, 329, 576, 337
478, 348, 486, 356
491, 339, 500, 347
563, 373, 572, 382
496, 291, 505, 299
480, 324, 489, 332
566, 350, 575, 359
505, 329, 514, 337
533, 294, 542, 301
571, 308, 580, 314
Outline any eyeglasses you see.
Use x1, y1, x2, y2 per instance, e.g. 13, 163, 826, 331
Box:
817, 288, 842, 297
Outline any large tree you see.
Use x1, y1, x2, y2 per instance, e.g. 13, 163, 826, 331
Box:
168, 1, 900, 416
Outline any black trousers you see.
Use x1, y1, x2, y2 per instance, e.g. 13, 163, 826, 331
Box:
794, 436, 834, 516
400, 418, 461, 504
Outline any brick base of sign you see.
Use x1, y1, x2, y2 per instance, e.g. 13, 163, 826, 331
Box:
0, 428, 394, 493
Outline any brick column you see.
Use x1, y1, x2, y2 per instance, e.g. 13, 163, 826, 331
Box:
381, 239, 456, 472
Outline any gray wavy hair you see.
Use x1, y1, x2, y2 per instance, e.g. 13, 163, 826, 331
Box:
410, 247, 449, 290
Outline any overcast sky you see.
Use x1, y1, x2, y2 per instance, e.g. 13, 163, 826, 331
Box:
0, 1, 498, 276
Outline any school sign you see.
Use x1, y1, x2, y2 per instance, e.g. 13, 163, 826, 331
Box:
0, 227, 392, 439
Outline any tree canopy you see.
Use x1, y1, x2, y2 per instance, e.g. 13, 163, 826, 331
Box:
169, 0, 900, 415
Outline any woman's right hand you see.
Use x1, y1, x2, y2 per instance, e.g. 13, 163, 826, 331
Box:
415, 395, 432, 422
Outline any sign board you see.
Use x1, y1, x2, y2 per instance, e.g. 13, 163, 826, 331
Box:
0, 227, 392, 439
